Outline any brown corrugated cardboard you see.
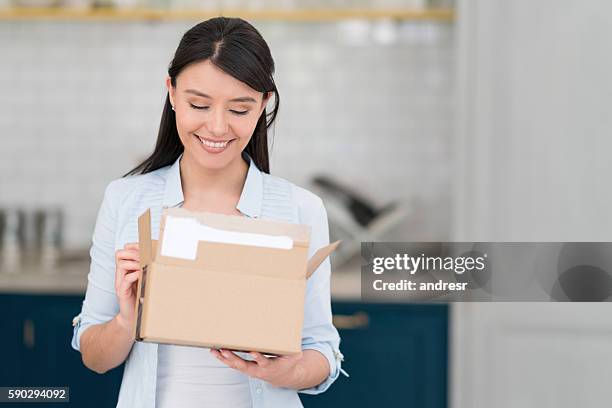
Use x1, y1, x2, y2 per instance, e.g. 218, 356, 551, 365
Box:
133, 207, 340, 356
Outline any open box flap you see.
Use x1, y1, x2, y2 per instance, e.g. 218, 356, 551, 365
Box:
158, 239, 309, 280
134, 209, 153, 341
138, 209, 153, 267
162, 207, 311, 248
155, 208, 309, 278
306, 240, 342, 279
135, 210, 161, 341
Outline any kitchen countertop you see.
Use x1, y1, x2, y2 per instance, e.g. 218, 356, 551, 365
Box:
0, 260, 92, 295
1, 255, 432, 303
0, 255, 364, 300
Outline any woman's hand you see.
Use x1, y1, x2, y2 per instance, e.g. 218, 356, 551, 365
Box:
114, 242, 141, 332
210, 349, 306, 388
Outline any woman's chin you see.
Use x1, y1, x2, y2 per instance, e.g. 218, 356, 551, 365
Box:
186, 148, 239, 171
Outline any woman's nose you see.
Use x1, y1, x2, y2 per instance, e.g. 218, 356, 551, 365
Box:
207, 108, 229, 137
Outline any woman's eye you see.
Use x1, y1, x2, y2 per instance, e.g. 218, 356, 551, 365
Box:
188, 104, 247, 116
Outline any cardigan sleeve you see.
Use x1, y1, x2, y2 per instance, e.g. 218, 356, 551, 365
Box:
71, 180, 122, 352
296, 190, 348, 394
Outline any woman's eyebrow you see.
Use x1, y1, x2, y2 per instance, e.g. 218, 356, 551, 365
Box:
184, 89, 257, 103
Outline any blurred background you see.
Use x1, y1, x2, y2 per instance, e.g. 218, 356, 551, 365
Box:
1, 0, 611, 407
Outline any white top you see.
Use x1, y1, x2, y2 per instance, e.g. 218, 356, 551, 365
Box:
155, 344, 253, 408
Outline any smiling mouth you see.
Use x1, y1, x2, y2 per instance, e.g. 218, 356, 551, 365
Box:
194, 134, 236, 149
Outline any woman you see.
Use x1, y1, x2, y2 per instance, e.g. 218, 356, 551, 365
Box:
70, 17, 345, 408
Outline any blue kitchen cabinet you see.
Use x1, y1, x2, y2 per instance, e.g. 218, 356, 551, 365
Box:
0, 295, 27, 387
1, 295, 447, 408
300, 302, 448, 408
0, 294, 123, 408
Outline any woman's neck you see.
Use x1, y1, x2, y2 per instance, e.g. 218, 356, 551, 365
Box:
179, 153, 248, 204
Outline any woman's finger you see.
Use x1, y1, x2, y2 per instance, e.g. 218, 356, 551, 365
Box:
117, 270, 140, 294
118, 260, 141, 273
125, 242, 139, 250
221, 349, 247, 370
116, 249, 140, 262
124, 270, 141, 283
250, 352, 270, 368
218, 349, 256, 376
213, 349, 235, 368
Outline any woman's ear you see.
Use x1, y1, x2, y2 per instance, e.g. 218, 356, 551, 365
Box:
165, 76, 175, 108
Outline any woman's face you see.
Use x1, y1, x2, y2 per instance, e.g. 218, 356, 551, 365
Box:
166, 59, 270, 171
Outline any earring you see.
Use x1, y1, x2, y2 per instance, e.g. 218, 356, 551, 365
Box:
171, 105, 175, 111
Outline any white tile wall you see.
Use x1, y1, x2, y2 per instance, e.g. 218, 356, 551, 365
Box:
0, 19, 453, 249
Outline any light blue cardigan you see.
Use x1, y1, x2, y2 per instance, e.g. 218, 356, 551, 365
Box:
71, 151, 346, 408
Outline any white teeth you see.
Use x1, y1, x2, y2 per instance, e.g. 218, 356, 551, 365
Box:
198, 136, 230, 148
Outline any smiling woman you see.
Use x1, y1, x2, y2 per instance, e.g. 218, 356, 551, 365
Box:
125, 17, 279, 177
166, 60, 271, 169
70, 16, 345, 408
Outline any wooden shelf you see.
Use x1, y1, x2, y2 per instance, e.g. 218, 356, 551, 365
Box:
0, 7, 454, 22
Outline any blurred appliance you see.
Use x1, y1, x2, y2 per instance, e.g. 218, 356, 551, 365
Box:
310, 176, 410, 267
0, 207, 63, 272
0, 208, 24, 272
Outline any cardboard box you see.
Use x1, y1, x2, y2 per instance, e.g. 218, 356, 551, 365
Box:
133, 207, 340, 355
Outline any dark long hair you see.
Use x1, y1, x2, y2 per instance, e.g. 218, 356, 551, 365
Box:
124, 17, 279, 176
